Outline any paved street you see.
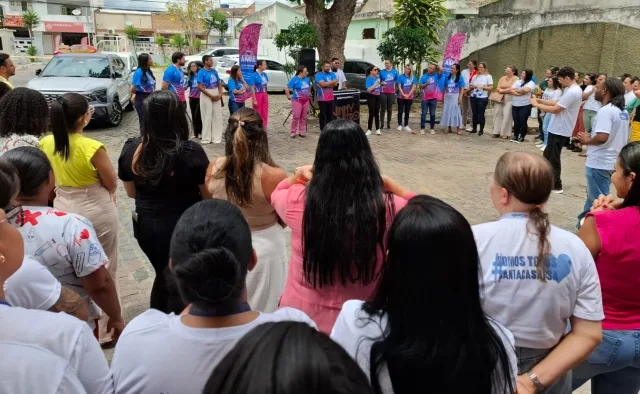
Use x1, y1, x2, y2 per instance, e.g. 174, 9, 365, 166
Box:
13, 68, 594, 392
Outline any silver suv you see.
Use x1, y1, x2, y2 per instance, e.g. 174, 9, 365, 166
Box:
28, 53, 133, 127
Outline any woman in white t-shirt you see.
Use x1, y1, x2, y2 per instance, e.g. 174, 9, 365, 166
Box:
468, 61, 494, 136
473, 152, 604, 394
204, 321, 375, 394
111, 199, 316, 394
331, 195, 517, 394
536, 76, 562, 152
508, 69, 536, 143
582, 73, 604, 133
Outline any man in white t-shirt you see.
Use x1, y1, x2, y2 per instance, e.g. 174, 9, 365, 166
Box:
531, 67, 583, 193
331, 57, 348, 90
575, 77, 630, 228
622, 74, 636, 107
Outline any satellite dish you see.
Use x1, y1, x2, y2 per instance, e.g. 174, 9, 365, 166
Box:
71, 8, 81, 15
126, 21, 133, 26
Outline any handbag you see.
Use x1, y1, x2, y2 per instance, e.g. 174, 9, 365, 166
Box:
490, 91, 504, 103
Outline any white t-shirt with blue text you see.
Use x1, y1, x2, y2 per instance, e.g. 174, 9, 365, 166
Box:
586, 103, 630, 171
473, 213, 604, 349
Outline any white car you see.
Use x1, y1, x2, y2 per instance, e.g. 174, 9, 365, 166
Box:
183, 47, 239, 69
216, 56, 289, 91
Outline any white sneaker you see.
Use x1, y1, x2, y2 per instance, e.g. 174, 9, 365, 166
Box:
420, 129, 425, 135
535, 141, 544, 147
375, 129, 381, 135
552, 189, 564, 194
540, 145, 546, 151
365, 129, 372, 136
430, 129, 435, 135
403, 126, 412, 133
466, 125, 473, 132
397, 125, 403, 131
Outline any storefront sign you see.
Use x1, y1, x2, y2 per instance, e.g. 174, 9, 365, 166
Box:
2, 15, 24, 27
44, 21, 85, 33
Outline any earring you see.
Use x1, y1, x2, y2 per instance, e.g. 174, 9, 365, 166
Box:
0, 254, 5, 264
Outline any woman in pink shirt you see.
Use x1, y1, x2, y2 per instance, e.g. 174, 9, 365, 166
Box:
271, 119, 414, 333
573, 141, 640, 394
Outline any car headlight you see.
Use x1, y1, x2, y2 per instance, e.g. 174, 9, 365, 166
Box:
85, 89, 108, 104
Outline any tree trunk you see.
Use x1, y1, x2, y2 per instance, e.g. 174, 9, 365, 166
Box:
304, 0, 358, 64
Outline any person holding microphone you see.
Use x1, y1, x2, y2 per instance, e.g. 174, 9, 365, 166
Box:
365, 66, 382, 136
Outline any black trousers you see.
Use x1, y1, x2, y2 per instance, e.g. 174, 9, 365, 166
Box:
380, 93, 395, 127
397, 98, 413, 127
543, 133, 570, 190
512, 104, 532, 140
470, 96, 489, 131
133, 213, 185, 314
367, 94, 381, 131
319, 100, 335, 130
134, 93, 151, 134
189, 98, 202, 138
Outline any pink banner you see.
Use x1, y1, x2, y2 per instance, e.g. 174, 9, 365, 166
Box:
44, 21, 85, 33
239, 23, 262, 78
437, 33, 467, 101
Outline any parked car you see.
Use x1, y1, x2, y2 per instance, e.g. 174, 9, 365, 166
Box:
28, 53, 133, 127
216, 56, 289, 91
103, 52, 138, 83
343, 59, 376, 97
183, 47, 239, 69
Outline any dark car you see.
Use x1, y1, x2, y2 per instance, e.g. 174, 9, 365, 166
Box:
343, 59, 376, 97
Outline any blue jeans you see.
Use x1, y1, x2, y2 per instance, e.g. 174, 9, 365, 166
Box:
516, 347, 572, 394
420, 99, 437, 129
576, 167, 613, 228
572, 330, 640, 394
543, 113, 552, 145
229, 100, 244, 115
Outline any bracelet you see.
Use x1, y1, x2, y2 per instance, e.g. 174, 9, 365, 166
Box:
527, 371, 545, 393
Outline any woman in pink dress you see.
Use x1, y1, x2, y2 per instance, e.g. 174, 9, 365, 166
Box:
271, 119, 415, 333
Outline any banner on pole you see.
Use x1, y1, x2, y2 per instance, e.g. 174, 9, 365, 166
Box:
437, 33, 467, 101
239, 23, 262, 78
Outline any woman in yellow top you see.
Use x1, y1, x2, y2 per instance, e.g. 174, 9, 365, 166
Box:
40, 93, 120, 345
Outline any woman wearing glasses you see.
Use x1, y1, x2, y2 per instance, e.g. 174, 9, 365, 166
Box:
40, 93, 120, 345
365, 66, 382, 136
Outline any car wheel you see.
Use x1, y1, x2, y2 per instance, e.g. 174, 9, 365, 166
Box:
108, 98, 123, 127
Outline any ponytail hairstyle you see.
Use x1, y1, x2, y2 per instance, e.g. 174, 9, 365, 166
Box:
230, 65, 241, 82
451, 63, 461, 84
493, 152, 553, 282
169, 199, 253, 311
215, 107, 276, 208
137, 53, 155, 85
603, 77, 626, 112
2, 147, 52, 199
48, 93, 89, 161
135, 90, 190, 185
618, 142, 640, 210
548, 76, 560, 90
585, 73, 597, 86
0, 160, 19, 208
521, 69, 533, 86
254, 59, 266, 72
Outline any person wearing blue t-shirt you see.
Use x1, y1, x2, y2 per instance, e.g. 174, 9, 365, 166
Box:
365, 66, 382, 136
162, 52, 187, 106
439, 63, 467, 135
396, 65, 418, 132
130, 53, 156, 133
196, 55, 223, 144
250, 60, 270, 129
227, 65, 250, 115
285, 65, 311, 138
379, 59, 398, 129
187, 61, 203, 139
315, 61, 338, 131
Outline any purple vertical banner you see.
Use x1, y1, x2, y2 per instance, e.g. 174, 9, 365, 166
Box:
239, 23, 262, 78
437, 33, 467, 101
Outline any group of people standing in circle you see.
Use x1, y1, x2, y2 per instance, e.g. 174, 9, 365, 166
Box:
130, 51, 271, 143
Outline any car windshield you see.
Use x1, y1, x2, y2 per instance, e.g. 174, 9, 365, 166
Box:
222, 59, 237, 67
40, 56, 111, 78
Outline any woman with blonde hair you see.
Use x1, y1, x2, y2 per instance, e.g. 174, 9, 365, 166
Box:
40, 92, 120, 345
492, 65, 519, 139
207, 107, 287, 312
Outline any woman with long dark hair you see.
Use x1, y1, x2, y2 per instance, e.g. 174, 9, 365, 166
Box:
439, 63, 466, 135
0, 87, 48, 153
187, 60, 203, 139
118, 90, 210, 314
468, 62, 493, 136
536, 76, 562, 151
207, 107, 287, 312
474, 152, 604, 394
271, 119, 414, 333
509, 69, 535, 143
40, 92, 120, 345
130, 53, 156, 133
250, 59, 270, 129
572, 142, 640, 394
227, 65, 249, 115
581, 73, 602, 135
331, 195, 517, 394
205, 321, 374, 394
111, 200, 315, 393
365, 65, 382, 136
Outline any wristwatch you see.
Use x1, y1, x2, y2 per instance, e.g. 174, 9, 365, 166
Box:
527, 371, 545, 392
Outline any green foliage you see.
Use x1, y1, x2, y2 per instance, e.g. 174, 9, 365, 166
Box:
286, 0, 331, 4
194, 39, 203, 52
26, 44, 37, 62
124, 25, 140, 42
203, 9, 229, 41
283, 62, 297, 79
393, 0, 447, 46
273, 19, 318, 65
0, 6, 4, 28
22, 9, 41, 38
167, 0, 208, 53
155, 36, 166, 55
377, 26, 439, 69
170, 34, 187, 51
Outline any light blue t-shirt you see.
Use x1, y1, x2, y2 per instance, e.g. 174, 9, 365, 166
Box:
196, 68, 220, 90
227, 78, 248, 103
132, 68, 155, 94
287, 76, 311, 101
366, 76, 381, 95
251, 72, 269, 93
397, 74, 418, 100
379, 68, 398, 94
162, 65, 186, 101
315, 71, 337, 102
